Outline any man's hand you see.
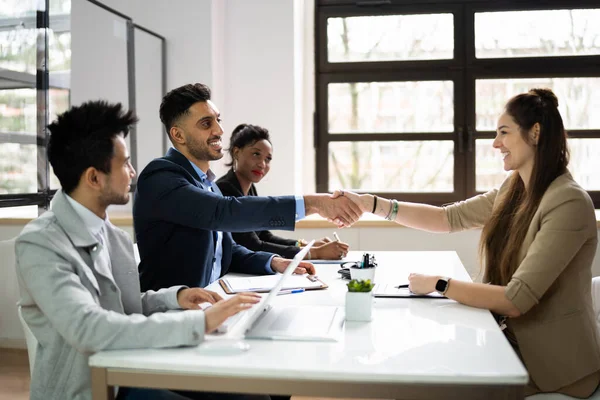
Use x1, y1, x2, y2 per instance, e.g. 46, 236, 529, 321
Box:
271, 257, 316, 275
204, 293, 262, 333
330, 190, 372, 213
177, 288, 223, 310
304, 194, 363, 227
408, 273, 438, 295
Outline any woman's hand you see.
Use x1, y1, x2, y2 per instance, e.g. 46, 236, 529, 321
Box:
313, 237, 332, 247
408, 273, 439, 295
271, 257, 316, 275
311, 241, 350, 260
204, 293, 262, 333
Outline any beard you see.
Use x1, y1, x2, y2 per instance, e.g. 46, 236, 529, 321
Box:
186, 133, 223, 162
99, 187, 130, 207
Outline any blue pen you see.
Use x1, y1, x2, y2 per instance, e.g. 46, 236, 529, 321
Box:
277, 288, 305, 296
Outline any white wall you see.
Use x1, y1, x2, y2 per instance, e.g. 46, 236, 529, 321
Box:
212, 0, 307, 193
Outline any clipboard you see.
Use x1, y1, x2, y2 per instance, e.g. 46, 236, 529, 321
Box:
219, 274, 328, 294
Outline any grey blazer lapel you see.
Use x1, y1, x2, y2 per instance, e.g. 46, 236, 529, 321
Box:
51, 190, 113, 292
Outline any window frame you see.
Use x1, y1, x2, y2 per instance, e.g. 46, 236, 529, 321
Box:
315, 0, 600, 207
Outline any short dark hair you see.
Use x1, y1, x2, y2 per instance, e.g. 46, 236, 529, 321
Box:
47, 100, 137, 194
159, 83, 211, 137
226, 124, 272, 168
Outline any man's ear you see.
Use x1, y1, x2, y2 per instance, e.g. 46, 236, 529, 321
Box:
81, 167, 103, 190
169, 126, 186, 145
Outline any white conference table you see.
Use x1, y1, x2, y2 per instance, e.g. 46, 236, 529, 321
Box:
90, 251, 528, 399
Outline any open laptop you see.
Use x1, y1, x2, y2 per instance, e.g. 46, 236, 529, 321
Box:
218, 241, 344, 341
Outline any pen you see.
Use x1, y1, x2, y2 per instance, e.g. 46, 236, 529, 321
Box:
333, 232, 341, 242
277, 288, 305, 296
396, 284, 409, 289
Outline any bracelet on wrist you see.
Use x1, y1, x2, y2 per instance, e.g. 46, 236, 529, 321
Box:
385, 199, 394, 220
389, 199, 399, 221
371, 195, 378, 214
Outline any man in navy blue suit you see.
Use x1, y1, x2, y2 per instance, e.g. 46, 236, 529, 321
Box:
134, 83, 362, 292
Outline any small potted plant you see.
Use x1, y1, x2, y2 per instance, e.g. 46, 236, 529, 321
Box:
346, 279, 375, 322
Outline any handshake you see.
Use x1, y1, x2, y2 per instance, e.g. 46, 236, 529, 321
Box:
304, 190, 374, 228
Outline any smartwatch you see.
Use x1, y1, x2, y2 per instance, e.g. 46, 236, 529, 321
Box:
435, 277, 451, 295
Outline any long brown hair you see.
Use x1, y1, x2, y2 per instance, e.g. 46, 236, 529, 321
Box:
480, 88, 569, 285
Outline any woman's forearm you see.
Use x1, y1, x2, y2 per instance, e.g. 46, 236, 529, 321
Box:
444, 279, 521, 317
371, 195, 451, 233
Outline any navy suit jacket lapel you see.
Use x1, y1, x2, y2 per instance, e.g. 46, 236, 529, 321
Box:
164, 147, 218, 250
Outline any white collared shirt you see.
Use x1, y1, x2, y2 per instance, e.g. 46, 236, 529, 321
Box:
64, 195, 112, 273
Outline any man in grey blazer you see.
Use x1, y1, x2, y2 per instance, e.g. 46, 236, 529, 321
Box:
15, 101, 262, 400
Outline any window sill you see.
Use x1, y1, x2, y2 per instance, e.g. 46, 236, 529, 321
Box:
2, 211, 600, 229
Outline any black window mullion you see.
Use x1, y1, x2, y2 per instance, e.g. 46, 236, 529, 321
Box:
36, 1, 51, 211
463, 4, 477, 199
328, 133, 455, 141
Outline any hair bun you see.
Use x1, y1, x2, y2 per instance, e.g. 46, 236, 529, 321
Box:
530, 88, 559, 108
231, 123, 248, 138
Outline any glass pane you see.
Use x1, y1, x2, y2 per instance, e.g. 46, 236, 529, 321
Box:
0, 28, 38, 74
569, 139, 600, 191
475, 138, 600, 192
0, 205, 38, 218
475, 139, 509, 192
476, 78, 600, 131
329, 81, 454, 133
476, 9, 600, 59
329, 141, 454, 192
49, 30, 71, 71
0, 88, 36, 133
327, 14, 453, 63
0, 143, 36, 194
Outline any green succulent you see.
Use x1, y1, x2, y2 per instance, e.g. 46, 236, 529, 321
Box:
347, 279, 374, 292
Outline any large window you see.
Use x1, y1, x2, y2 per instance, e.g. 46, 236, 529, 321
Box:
316, 0, 600, 207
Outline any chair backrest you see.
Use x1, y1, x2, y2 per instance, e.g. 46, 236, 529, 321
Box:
1, 236, 38, 376
133, 242, 140, 265
592, 277, 600, 343
17, 305, 37, 376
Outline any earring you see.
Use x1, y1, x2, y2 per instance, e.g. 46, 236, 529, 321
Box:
233, 158, 237, 172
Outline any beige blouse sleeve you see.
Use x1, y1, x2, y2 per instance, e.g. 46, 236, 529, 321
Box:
443, 189, 498, 232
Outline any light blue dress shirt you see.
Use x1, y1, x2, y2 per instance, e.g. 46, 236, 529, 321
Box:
180, 153, 305, 284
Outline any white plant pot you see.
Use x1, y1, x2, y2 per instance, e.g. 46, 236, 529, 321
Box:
345, 291, 373, 322
350, 267, 376, 282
